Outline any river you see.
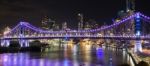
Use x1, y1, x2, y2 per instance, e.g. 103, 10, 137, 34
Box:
0, 44, 128, 66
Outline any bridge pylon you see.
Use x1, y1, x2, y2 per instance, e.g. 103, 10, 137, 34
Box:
134, 13, 142, 53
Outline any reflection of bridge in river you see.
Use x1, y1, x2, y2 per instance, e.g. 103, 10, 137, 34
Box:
1, 12, 150, 53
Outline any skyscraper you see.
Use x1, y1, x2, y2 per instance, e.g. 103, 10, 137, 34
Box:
62, 22, 67, 30
126, 0, 135, 12
78, 13, 84, 30
114, 0, 135, 35
84, 22, 91, 30
41, 16, 55, 30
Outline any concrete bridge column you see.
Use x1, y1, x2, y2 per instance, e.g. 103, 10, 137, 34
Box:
1, 40, 10, 47
19, 40, 29, 47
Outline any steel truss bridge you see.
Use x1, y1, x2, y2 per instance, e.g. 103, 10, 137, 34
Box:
1, 12, 150, 52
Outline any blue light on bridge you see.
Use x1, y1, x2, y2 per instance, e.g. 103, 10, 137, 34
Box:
135, 13, 141, 36
134, 13, 142, 53
136, 13, 140, 18
136, 31, 141, 36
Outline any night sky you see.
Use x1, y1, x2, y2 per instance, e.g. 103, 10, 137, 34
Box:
0, 0, 150, 29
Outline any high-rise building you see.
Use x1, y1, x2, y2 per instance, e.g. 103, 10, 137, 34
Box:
3, 26, 11, 35
41, 16, 55, 30
126, 0, 135, 12
84, 22, 91, 30
62, 22, 67, 30
53, 23, 60, 31
78, 13, 84, 30
114, 0, 135, 35
88, 19, 99, 29
78, 21, 81, 30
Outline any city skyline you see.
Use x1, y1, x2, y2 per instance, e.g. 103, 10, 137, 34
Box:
0, 0, 150, 29
0, 0, 150, 65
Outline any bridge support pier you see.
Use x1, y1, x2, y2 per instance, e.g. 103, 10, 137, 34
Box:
19, 40, 29, 47
1, 40, 10, 47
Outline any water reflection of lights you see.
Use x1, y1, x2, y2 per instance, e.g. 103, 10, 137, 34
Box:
31, 59, 37, 66
0, 41, 128, 66
39, 59, 44, 66
0, 52, 80, 66
123, 50, 126, 63
96, 47, 104, 59
73, 44, 78, 55
54, 59, 59, 66
72, 49, 79, 66
71, 43, 80, 65
63, 59, 69, 66
13, 56, 17, 65
64, 44, 68, 51
64, 48, 68, 58
3, 55, 8, 62
84, 45, 91, 65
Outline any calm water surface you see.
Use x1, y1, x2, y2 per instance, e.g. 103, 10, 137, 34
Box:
0, 45, 128, 66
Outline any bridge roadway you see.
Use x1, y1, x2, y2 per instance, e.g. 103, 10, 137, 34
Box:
1, 35, 150, 40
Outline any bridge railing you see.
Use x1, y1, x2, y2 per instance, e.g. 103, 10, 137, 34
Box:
1, 34, 148, 39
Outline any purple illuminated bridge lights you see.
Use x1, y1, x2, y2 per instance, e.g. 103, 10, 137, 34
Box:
1, 12, 150, 40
